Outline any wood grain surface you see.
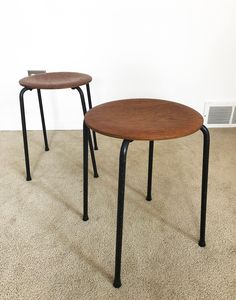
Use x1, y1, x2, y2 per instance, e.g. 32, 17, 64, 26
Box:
19, 72, 92, 89
85, 99, 203, 141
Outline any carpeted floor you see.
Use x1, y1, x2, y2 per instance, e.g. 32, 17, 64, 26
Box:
0, 129, 235, 299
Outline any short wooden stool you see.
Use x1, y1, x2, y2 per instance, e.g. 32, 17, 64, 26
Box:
83, 98, 210, 288
19, 72, 98, 181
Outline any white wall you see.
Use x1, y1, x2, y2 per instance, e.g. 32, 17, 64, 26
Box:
1, 0, 236, 130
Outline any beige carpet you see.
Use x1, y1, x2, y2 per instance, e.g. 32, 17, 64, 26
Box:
0, 129, 235, 299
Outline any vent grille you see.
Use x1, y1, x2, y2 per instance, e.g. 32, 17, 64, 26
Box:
208, 106, 232, 124
27, 70, 46, 76
232, 109, 236, 124
204, 102, 236, 127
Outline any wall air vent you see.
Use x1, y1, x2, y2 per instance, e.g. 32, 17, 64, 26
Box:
204, 102, 236, 128
232, 108, 236, 124
27, 70, 46, 76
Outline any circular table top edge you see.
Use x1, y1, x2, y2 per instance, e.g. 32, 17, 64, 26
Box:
85, 98, 204, 141
19, 71, 92, 89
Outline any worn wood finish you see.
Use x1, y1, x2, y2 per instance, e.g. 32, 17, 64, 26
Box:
19, 72, 92, 89
85, 99, 203, 141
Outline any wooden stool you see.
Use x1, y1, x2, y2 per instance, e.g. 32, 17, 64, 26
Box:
83, 99, 210, 288
19, 72, 98, 181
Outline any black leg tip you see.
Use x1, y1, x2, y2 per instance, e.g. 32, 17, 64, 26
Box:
83, 216, 89, 221
146, 195, 152, 201
45, 147, 49, 151
94, 146, 98, 150
113, 281, 122, 288
198, 240, 206, 247
94, 173, 99, 178
26, 176, 32, 181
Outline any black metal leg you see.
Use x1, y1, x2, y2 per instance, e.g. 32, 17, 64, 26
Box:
198, 125, 210, 247
113, 139, 132, 288
37, 89, 49, 151
19, 87, 32, 181
73, 87, 98, 178
146, 141, 154, 201
86, 83, 98, 150
83, 121, 89, 221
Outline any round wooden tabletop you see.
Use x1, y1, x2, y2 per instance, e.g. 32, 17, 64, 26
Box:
85, 99, 203, 141
19, 72, 92, 89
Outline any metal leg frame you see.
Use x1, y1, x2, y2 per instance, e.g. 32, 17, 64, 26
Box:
198, 125, 210, 247
74, 87, 98, 178
19, 87, 32, 181
20, 87, 50, 181
146, 141, 154, 201
86, 83, 98, 150
20, 85, 98, 181
82, 125, 209, 288
113, 139, 132, 288
37, 89, 49, 151
83, 122, 89, 221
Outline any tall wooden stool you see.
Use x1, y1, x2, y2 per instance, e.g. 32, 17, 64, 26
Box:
83, 99, 210, 288
19, 72, 98, 181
